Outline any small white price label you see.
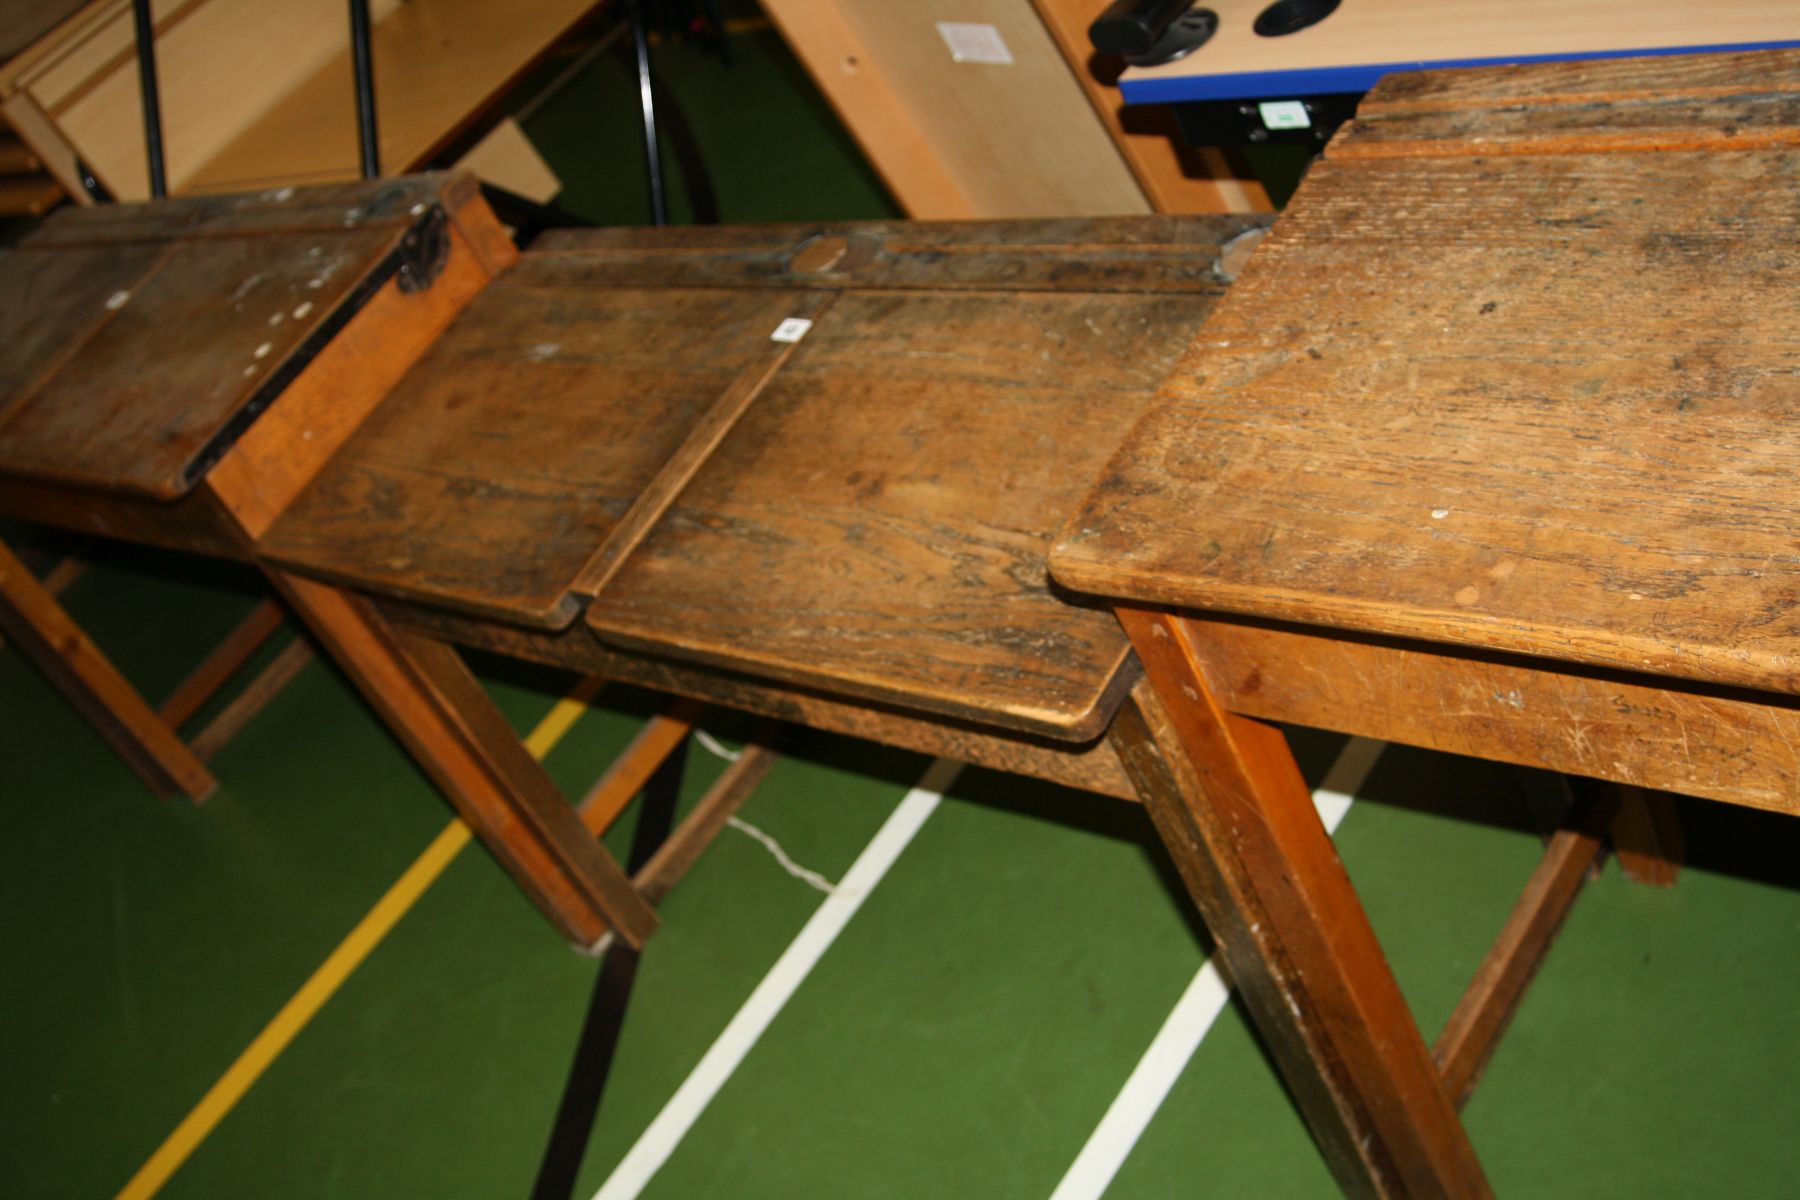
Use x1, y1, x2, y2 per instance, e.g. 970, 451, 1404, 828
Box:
1258, 100, 1312, 130
937, 22, 1014, 65
771, 317, 814, 343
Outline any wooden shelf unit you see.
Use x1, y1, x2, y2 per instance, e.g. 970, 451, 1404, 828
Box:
0, 0, 585, 204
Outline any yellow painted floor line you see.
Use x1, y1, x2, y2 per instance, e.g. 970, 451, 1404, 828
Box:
114, 675, 606, 1200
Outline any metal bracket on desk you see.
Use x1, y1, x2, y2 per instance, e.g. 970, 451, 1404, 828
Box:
395, 205, 449, 294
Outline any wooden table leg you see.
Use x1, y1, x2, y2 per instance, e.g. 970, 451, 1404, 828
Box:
1113, 607, 1490, 1200
269, 569, 658, 952
157, 597, 288, 730
1611, 785, 1685, 888
1432, 788, 1617, 1109
0, 537, 216, 802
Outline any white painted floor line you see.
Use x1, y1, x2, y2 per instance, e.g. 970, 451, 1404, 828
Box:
1048, 737, 1388, 1200
1049, 958, 1234, 1200
592, 756, 964, 1200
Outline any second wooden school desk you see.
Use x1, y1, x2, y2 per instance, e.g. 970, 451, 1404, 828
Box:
253, 210, 1268, 919
1054, 46, 1800, 1199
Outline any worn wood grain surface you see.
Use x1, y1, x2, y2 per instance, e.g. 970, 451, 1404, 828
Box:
1360, 46, 1800, 114
587, 285, 1219, 739
0, 475, 246, 559
566, 292, 838, 600
264, 215, 1260, 735
0, 175, 462, 499
1336, 48, 1800, 159
258, 268, 806, 627
1054, 49, 1800, 700
383, 599, 1140, 802
1111, 645, 1490, 1199
527, 217, 1270, 293
1187, 616, 1800, 817
204, 190, 513, 543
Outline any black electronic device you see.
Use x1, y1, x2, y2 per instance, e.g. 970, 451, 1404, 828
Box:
1088, 0, 1219, 67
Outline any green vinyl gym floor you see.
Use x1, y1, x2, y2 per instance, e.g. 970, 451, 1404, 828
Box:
4, 10, 1799, 1198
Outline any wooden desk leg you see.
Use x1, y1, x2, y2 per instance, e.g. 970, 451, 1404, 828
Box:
1113, 608, 1490, 1200
1432, 788, 1616, 1109
0, 538, 216, 802
157, 598, 287, 730
269, 570, 659, 952
1611, 785, 1685, 888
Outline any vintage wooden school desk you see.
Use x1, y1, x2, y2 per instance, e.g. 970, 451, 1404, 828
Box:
256, 56, 1790, 1182
1053, 47, 1800, 1198
253, 192, 1635, 1191
0, 175, 652, 945
253, 212, 1268, 927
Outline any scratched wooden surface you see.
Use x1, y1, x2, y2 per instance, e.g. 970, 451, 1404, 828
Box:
523, 216, 1270, 293
1357, 46, 1800, 113
258, 265, 805, 627
1333, 47, 1800, 160
384, 598, 1141, 801
1054, 49, 1800, 699
1191, 616, 1800, 816
0, 176, 457, 500
576, 219, 1259, 739
586, 284, 1220, 740
265, 216, 1263, 736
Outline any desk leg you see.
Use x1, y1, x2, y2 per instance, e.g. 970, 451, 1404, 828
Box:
269, 570, 659, 952
1113, 608, 1489, 1200
0, 537, 216, 802
1611, 786, 1684, 888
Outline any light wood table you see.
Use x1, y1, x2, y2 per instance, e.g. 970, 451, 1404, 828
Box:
1052, 46, 1800, 1197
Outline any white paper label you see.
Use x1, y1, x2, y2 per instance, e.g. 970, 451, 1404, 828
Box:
1258, 100, 1312, 130
771, 317, 814, 343
937, 22, 1014, 65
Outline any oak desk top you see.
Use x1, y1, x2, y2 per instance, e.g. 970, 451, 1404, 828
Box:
0, 175, 465, 501
262, 215, 1268, 740
1055, 48, 1800, 698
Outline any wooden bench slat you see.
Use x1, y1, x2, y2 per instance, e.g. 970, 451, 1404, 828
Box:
1357, 46, 1800, 115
